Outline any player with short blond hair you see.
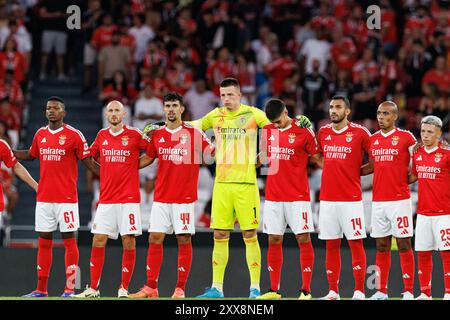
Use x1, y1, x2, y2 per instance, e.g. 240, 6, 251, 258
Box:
409, 115, 450, 300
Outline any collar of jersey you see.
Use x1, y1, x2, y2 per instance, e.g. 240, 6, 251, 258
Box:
279, 124, 292, 132
165, 125, 182, 134
332, 125, 348, 134
223, 104, 243, 115
424, 146, 439, 154
109, 127, 125, 136
380, 128, 396, 138
46, 125, 64, 135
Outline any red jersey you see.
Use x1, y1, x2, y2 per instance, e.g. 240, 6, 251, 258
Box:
0, 52, 27, 83
317, 122, 371, 201
90, 126, 149, 204
91, 25, 118, 50
262, 121, 319, 201
147, 123, 213, 203
369, 128, 417, 201
0, 139, 17, 211
412, 146, 450, 216
29, 124, 91, 203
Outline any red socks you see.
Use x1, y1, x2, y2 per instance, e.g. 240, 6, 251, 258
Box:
90, 246, 105, 290
146, 244, 163, 289
440, 250, 450, 294
121, 249, 136, 290
325, 239, 341, 292
63, 238, 79, 292
176, 243, 192, 290
417, 251, 433, 296
299, 241, 314, 293
37, 238, 53, 293
348, 239, 366, 293
399, 249, 415, 293
267, 243, 283, 292
375, 251, 391, 294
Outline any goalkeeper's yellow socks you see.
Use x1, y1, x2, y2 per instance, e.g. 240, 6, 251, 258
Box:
244, 236, 261, 290
212, 237, 229, 292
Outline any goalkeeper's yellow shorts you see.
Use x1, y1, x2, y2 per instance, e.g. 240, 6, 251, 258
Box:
210, 182, 260, 231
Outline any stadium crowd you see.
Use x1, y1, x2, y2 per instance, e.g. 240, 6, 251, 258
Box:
0, 0, 449, 229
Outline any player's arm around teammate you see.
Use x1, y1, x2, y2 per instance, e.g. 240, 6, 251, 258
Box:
129, 93, 213, 299
257, 99, 317, 300
15, 97, 93, 297
408, 116, 450, 300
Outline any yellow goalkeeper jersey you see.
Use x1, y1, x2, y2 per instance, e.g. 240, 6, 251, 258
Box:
190, 103, 270, 184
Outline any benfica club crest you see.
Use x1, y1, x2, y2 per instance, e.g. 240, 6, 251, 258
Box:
180, 133, 188, 144
58, 135, 66, 145
391, 136, 399, 146
345, 132, 353, 143
121, 136, 129, 146
239, 116, 247, 126
288, 133, 296, 144
435, 153, 442, 163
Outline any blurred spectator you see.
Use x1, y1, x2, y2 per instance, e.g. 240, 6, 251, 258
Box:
421, 55, 450, 96
97, 31, 132, 89
424, 31, 447, 70
352, 48, 379, 84
330, 69, 353, 100
132, 83, 163, 130
140, 40, 168, 83
233, 53, 256, 105
170, 37, 200, 69
330, 25, 357, 77
82, 0, 104, 92
0, 37, 27, 86
0, 19, 31, 67
403, 39, 426, 103
264, 48, 296, 97
206, 47, 235, 96
184, 79, 218, 120
404, 4, 435, 44
352, 70, 378, 123
128, 13, 154, 66
300, 27, 330, 74
278, 77, 298, 117
167, 58, 193, 95
90, 12, 117, 52
0, 70, 24, 109
119, 22, 136, 62
38, 0, 70, 81
418, 84, 449, 134
0, 97, 19, 147
343, 5, 368, 54
380, 0, 398, 48
300, 59, 329, 127
99, 70, 137, 106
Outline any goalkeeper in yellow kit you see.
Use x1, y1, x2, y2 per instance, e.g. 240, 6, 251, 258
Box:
143, 78, 311, 298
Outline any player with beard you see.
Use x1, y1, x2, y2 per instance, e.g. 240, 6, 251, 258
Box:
315, 96, 371, 300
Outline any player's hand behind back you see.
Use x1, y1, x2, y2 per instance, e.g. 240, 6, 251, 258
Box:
142, 121, 165, 139
295, 115, 312, 128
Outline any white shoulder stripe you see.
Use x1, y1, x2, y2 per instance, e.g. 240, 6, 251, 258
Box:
306, 127, 316, 137
65, 124, 87, 142
185, 122, 210, 140
398, 128, 417, 141
0, 139, 12, 150
350, 122, 371, 136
